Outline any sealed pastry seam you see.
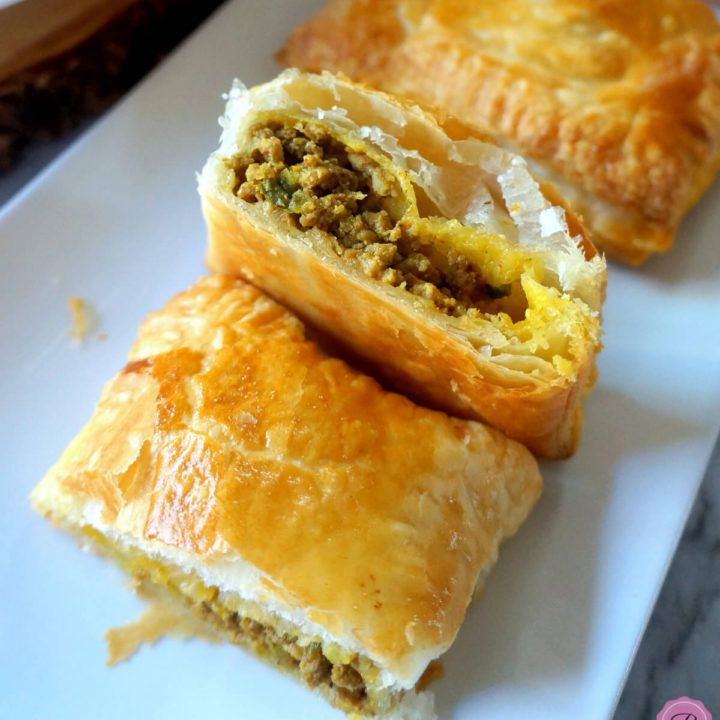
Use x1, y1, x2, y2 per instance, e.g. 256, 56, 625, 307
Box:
31, 275, 543, 718
198, 70, 605, 457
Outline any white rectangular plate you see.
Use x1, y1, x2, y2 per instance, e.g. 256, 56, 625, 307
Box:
2, 2, 720, 718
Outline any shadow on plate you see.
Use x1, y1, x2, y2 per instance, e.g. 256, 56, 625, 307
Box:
433, 386, 703, 718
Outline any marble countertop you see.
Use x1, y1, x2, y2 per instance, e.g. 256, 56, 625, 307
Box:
614, 436, 720, 718
2, 123, 719, 720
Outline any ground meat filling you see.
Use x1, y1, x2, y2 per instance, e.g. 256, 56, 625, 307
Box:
223, 611, 370, 709
234, 121, 512, 316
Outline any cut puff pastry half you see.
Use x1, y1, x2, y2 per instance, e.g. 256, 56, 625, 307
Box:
31, 274, 542, 720
198, 70, 605, 458
278, 0, 720, 265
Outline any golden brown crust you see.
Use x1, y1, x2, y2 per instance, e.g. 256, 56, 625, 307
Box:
203, 194, 590, 458
32, 275, 542, 684
199, 70, 605, 458
279, 0, 720, 263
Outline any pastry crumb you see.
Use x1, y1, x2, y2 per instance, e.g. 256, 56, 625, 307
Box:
67, 296, 100, 345
67, 297, 88, 344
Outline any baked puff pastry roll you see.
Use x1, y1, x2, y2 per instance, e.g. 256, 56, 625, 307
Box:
198, 70, 605, 458
31, 274, 542, 720
278, 0, 720, 265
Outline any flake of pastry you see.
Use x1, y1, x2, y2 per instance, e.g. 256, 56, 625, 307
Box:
67, 296, 89, 344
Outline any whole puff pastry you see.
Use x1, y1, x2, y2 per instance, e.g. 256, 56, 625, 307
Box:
278, 0, 720, 264
31, 274, 542, 719
198, 70, 606, 458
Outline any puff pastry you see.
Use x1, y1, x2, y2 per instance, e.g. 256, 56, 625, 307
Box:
31, 274, 542, 719
199, 70, 605, 458
278, 0, 720, 264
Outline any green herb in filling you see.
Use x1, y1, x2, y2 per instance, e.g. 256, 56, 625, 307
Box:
233, 120, 516, 317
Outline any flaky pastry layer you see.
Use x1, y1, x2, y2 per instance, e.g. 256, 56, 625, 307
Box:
279, 0, 720, 264
199, 70, 605, 457
31, 275, 542, 716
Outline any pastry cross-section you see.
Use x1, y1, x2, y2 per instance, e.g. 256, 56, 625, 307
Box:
199, 70, 605, 457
